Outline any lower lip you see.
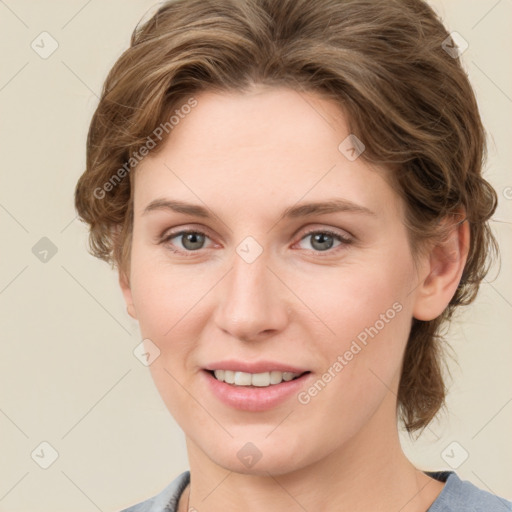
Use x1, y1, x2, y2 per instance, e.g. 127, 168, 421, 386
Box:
203, 370, 312, 412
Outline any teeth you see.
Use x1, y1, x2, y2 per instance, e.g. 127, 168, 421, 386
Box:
212, 370, 302, 387
235, 371, 252, 386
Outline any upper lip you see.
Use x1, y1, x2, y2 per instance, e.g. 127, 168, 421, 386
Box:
204, 360, 310, 374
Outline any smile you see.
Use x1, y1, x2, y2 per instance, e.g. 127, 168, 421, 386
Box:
210, 369, 307, 387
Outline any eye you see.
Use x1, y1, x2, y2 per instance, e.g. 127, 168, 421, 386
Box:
296, 229, 352, 253
161, 229, 212, 255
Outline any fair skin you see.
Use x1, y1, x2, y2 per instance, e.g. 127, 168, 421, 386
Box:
120, 85, 469, 512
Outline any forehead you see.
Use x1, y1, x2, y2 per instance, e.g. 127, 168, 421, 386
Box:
133, 86, 402, 221
159, 85, 349, 160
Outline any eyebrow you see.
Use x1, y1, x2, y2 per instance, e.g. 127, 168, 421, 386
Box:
142, 198, 376, 219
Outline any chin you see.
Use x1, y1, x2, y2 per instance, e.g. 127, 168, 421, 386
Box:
197, 434, 315, 477
219, 453, 305, 477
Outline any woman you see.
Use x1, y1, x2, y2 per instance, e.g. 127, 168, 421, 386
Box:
74, 0, 511, 510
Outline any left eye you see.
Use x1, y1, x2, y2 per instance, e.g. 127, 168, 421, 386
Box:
297, 230, 350, 252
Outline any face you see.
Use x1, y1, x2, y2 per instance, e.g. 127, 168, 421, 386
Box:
121, 86, 425, 475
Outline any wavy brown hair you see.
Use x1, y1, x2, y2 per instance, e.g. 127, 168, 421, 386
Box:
75, 0, 499, 431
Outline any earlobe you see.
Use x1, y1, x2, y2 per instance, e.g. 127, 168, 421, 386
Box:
119, 269, 137, 320
412, 216, 470, 321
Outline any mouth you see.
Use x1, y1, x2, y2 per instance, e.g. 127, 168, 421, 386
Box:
206, 369, 311, 388
202, 365, 313, 411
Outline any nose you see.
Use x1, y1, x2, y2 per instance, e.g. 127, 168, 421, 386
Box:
212, 247, 290, 342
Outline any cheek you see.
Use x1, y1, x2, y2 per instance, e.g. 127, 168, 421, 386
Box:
129, 239, 204, 337
296, 252, 413, 351
128, 254, 208, 429
292, 287, 411, 445
297, 249, 414, 406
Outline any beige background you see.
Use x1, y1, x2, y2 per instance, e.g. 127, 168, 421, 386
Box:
0, 1, 511, 510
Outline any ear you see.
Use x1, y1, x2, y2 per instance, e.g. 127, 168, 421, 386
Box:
412, 214, 470, 321
119, 269, 138, 319
112, 223, 138, 320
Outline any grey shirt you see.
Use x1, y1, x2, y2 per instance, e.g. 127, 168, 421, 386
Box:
120, 470, 512, 511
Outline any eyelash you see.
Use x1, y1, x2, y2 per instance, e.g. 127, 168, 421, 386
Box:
160, 228, 353, 257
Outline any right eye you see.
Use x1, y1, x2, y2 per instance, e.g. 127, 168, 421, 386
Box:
161, 229, 213, 255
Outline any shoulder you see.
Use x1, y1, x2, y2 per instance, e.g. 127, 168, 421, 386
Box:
427, 471, 512, 512
119, 471, 190, 512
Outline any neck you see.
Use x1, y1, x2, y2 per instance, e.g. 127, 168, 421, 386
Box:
181, 392, 444, 512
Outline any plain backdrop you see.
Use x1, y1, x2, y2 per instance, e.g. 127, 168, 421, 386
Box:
0, 1, 511, 510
